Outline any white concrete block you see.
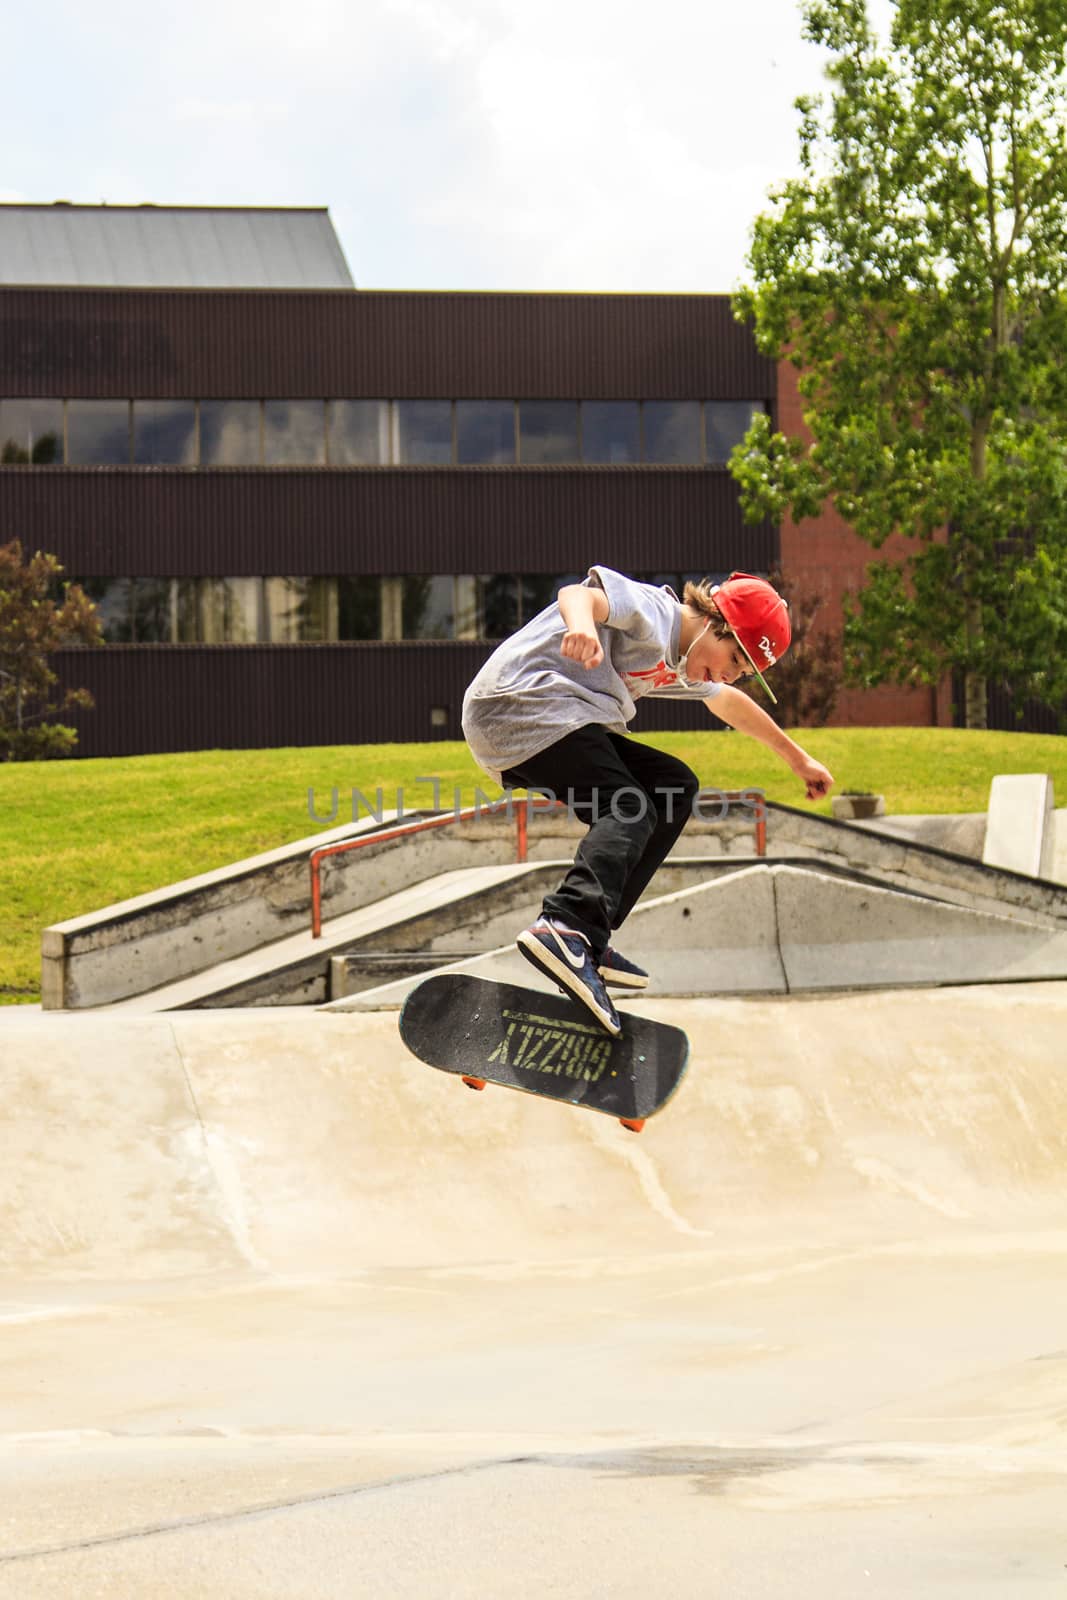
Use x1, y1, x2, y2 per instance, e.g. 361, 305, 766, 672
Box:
982, 773, 1055, 879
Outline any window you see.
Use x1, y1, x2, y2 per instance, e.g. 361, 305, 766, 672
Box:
403, 575, 456, 638
263, 401, 326, 466
67, 401, 130, 465
338, 576, 384, 640
518, 401, 579, 464
391, 575, 485, 638
131, 578, 176, 641
71, 577, 175, 639
177, 578, 261, 642
200, 401, 261, 466
74, 578, 133, 640
0, 399, 63, 464
581, 402, 640, 464
381, 576, 403, 640
395, 401, 453, 464
519, 574, 581, 625
455, 401, 515, 464
705, 401, 766, 465
133, 401, 197, 466
265, 577, 339, 641
175, 581, 198, 643
643, 401, 700, 464
1, 396, 773, 469
481, 575, 520, 637
478, 574, 584, 636
328, 401, 389, 465
453, 575, 483, 638
60, 571, 621, 644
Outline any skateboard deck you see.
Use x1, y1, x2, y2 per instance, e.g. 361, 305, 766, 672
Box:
398, 972, 688, 1131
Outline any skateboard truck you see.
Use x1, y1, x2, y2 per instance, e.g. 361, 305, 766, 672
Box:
463, 1072, 644, 1129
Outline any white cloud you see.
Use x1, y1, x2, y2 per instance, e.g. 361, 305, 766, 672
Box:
360, 0, 839, 288
0, 0, 900, 291
174, 99, 286, 126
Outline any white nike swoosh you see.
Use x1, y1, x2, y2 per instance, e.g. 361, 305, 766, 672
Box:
548, 928, 588, 969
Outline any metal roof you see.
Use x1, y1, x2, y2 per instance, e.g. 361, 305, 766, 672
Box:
0, 204, 355, 289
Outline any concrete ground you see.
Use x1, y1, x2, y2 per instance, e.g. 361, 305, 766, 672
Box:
1, 985, 1066, 1598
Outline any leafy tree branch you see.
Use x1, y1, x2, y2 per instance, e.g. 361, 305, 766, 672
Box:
0, 540, 104, 760
733, 0, 1067, 728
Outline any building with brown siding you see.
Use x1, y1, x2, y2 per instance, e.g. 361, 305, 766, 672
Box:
0, 202, 946, 757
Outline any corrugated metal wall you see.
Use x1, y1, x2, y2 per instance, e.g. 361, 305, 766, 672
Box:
4, 466, 775, 576
0, 289, 774, 399
52, 643, 482, 755
54, 643, 719, 759
8, 288, 774, 756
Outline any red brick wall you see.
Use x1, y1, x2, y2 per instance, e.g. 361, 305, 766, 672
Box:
776, 359, 950, 728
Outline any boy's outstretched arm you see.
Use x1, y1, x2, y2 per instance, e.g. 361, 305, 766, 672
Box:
708, 686, 834, 801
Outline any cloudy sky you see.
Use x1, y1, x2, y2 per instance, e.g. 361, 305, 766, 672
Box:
2, 0, 894, 293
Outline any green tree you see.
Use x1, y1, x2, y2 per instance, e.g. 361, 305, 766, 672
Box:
732, 0, 1067, 728
0, 541, 104, 760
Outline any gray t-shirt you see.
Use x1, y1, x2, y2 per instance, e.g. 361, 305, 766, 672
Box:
461, 566, 723, 782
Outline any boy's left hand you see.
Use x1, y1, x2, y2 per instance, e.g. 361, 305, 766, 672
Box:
795, 756, 834, 800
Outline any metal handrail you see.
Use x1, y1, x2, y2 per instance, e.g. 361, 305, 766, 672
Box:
309, 788, 766, 939
309, 798, 562, 938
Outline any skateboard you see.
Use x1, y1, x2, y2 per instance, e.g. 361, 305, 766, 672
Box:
398, 972, 688, 1132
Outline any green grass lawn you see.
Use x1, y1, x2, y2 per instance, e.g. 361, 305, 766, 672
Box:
2, 727, 1065, 1003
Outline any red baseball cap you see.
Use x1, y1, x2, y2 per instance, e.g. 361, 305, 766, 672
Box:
711, 572, 791, 703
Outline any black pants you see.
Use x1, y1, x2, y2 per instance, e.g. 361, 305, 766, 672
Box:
501, 725, 700, 959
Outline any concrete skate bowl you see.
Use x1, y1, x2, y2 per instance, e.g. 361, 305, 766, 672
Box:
2, 985, 1067, 1598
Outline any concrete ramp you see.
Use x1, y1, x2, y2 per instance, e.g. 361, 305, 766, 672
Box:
1, 987, 1065, 1280
625, 862, 1067, 992
1, 989, 1066, 1597
332, 860, 1067, 1009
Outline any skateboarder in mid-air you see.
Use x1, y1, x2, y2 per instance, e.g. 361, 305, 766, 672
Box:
461, 567, 834, 1036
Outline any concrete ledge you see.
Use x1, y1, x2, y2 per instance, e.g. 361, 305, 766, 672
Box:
38, 802, 769, 1011
850, 811, 987, 859
102, 862, 562, 1012
40, 813, 412, 1010
42, 796, 1067, 1013
802, 805, 1067, 886
763, 802, 1067, 927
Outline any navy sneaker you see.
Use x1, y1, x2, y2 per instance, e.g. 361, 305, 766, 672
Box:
598, 945, 649, 990
516, 920, 622, 1036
